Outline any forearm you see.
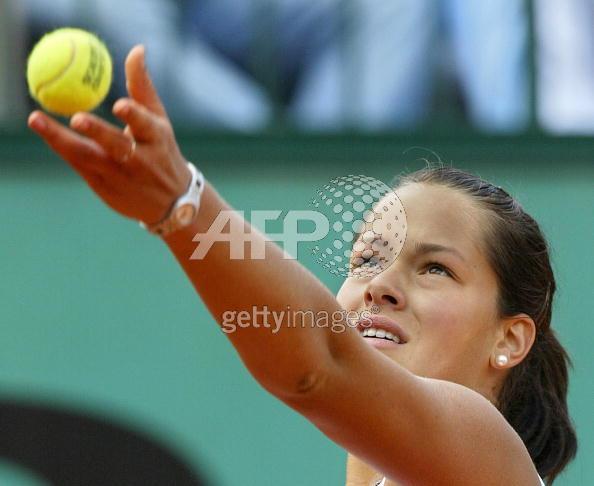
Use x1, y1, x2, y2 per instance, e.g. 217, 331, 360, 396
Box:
162, 180, 344, 397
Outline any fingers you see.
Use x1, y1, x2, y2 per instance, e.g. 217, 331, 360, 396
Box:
112, 98, 163, 143
70, 111, 135, 162
125, 45, 167, 117
28, 111, 109, 175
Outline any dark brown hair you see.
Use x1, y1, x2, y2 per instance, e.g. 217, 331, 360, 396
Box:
395, 165, 577, 485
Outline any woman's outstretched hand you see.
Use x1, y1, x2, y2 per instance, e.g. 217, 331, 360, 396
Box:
28, 45, 191, 226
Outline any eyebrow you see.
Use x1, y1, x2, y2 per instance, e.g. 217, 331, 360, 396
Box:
413, 242, 466, 263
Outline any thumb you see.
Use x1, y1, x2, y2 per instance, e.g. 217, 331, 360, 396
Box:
125, 45, 167, 117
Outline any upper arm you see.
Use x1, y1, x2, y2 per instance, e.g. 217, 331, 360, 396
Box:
279, 328, 540, 486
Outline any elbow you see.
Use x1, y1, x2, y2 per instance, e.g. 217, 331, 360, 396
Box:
251, 337, 336, 401
294, 369, 327, 395
266, 366, 330, 404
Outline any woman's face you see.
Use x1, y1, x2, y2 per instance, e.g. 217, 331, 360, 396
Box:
336, 183, 502, 395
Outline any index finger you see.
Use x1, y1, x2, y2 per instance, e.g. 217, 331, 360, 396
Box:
125, 45, 167, 117
28, 111, 110, 173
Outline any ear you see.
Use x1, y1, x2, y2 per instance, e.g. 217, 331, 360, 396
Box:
491, 314, 536, 369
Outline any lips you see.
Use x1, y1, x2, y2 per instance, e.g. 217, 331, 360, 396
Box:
356, 314, 409, 344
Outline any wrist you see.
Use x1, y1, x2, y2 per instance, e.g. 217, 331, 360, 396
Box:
140, 162, 205, 237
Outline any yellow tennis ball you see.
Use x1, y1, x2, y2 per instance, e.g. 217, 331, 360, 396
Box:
27, 28, 113, 117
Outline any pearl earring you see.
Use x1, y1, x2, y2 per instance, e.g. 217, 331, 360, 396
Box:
495, 355, 509, 367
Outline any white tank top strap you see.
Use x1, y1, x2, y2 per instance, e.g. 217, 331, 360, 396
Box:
377, 476, 544, 485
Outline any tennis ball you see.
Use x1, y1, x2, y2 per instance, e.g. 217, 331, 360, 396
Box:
27, 28, 113, 117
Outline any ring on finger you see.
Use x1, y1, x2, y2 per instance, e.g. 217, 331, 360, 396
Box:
119, 139, 137, 164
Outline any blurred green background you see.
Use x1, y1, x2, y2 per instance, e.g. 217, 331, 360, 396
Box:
1, 130, 592, 485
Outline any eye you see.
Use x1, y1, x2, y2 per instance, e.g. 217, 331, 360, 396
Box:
423, 261, 453, 278
351, 252, 375, 268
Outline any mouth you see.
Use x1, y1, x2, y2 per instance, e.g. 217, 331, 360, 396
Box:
356, 314, 409, 345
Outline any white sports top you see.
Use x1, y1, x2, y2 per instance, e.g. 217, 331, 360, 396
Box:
376, 476, 545, 485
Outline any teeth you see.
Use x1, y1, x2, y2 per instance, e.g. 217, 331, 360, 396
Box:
361, 327, 401, 343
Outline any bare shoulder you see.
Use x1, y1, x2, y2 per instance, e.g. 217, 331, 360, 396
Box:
415, 377, 541, 484
280, 341, 541, 485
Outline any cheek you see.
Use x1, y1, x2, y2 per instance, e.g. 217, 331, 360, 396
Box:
412, 293, 483, 379
417, 290, 493, 362
417, 290, 466, 338
336, 282, 359, 310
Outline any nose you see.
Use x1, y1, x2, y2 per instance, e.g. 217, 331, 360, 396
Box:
363, 279, 406, 310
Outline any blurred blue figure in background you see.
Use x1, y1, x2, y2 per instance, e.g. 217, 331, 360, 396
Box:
187, 0, 530, 133
286, 0, 531, 132
535, 0, 594, 134
22, 0, 529, 133
22, 0, 340, 131
183, 0, 340, 111
22, 0, 274, 130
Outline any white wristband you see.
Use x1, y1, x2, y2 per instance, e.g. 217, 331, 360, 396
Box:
139, 162, 205, 237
